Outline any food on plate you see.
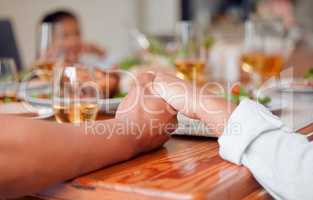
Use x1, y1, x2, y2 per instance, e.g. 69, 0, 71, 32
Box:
94, 68, 119, 98
287, 68, 313, 89
112, 91, 127, 98
304, 68, 313, 87
28, 67, 120, 100
30, 93, 51, 99
0, 95, 22, 103
74, 67, 119, 98
228, 84, 271, 106
119, 57, 142, 71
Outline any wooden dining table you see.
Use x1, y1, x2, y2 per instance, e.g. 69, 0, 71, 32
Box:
14, 113, 310, 200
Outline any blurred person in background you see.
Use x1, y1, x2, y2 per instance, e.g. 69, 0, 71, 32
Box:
255, 0, 313, 76
35, 10, 119, 97
257, 0, 313, 46
38, 10, 106, 65
257, 0, 295, 29
294, 0, 313, 47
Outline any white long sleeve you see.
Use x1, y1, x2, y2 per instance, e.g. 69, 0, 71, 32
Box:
218, 99, 313, 200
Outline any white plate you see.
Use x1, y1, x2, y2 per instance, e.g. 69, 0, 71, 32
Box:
280, 87, 313, 93
18, 81, 51, 98
172, 113, 218, 137
32, 107, 54, 119
278, 78, 313, 93
0, 102, 54, 120
0, 82, 19, 95
19, 81, 123, 114
24, 97, 123, 114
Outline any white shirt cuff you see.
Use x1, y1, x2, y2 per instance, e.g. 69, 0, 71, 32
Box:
218, 99, 284, 165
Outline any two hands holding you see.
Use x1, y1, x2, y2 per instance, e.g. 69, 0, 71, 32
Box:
116, 72, 235, 156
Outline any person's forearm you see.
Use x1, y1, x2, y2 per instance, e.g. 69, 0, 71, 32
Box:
242, 130, 313, 200
0, 115, 136, 198
218, 99, 313, 200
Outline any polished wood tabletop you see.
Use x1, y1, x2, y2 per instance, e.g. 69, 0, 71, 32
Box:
22, 113, 310, 200
35, 136, 267, 200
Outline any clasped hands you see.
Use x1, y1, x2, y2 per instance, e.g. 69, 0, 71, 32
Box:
115, 72, 234, 155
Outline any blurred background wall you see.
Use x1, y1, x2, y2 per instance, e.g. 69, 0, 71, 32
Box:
0, 0, 179, 66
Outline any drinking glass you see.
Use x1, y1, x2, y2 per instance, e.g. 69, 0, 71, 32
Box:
174, 21, 207, 85
35, 23, 62, 80
52, 65, 100, 123
241, 18, 288, 87
0, 58, 19, 101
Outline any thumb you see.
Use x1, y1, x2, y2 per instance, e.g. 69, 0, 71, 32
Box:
152, 73, 199, 119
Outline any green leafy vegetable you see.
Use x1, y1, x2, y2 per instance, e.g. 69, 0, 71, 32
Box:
18, 69, 33, 81
304, 68, 313, 80
257, 96, 271, 105
203, 35, 215, 50
113, 92, 127, 98
148, 37, 165, 55
3, 96, 12, 103
225, 85, 271, 106
238, 86, 249, 97
119, 57, 141, 71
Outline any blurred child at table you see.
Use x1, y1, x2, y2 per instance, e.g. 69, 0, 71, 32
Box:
35, 10, 118, 97
39, 10, 105, 65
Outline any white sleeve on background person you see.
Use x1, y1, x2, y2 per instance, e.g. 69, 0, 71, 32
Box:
218, 99, 313, 200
